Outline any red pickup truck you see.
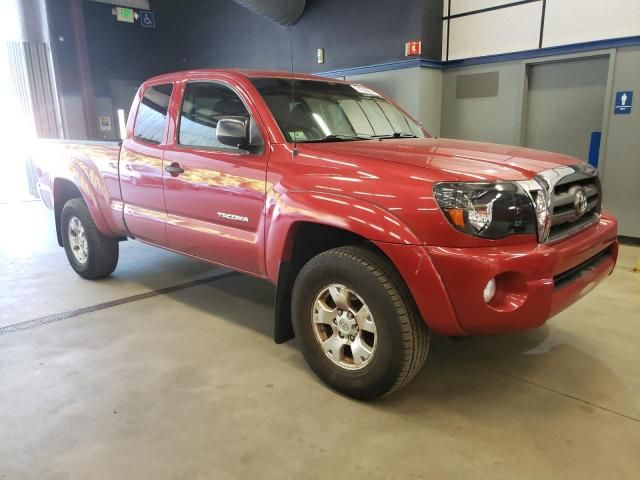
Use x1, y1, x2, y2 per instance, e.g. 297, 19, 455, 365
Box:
36, 70, 618, 399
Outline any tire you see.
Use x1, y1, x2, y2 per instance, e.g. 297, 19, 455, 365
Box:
61, 198, 119, 279
292, 246, 429, 400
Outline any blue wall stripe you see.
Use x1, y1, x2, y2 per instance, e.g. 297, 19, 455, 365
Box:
588, 132, 602, 169
317, 35, 640, 77
316, 59, 425, 78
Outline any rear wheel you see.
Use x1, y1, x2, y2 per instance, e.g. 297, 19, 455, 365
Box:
292, 246, 429, 400
61, 198, 119, 279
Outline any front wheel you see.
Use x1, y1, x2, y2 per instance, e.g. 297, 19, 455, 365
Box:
61, 198, 119, 279
292, 246, 429, 400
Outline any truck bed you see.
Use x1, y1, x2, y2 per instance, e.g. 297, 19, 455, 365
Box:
34, 139, 126, 241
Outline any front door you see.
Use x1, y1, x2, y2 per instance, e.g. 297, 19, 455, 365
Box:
163, 81, 268, 275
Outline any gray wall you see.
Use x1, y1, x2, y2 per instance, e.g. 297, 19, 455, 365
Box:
441, 61, 524, 145
600, 46, 640, 238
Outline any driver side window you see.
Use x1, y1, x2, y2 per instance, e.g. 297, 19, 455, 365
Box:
178, 82, 260, 150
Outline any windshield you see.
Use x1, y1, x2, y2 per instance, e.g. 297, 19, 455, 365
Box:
250, 78, 428, 143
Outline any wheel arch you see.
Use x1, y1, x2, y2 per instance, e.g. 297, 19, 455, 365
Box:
266, 191, 422, 281
52, 177, 111, 247
272, 220, 422, 344
267, 191, 423, 344
274, 221, 387, 343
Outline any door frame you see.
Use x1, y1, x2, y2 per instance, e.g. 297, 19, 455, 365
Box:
516, 49, 617, 179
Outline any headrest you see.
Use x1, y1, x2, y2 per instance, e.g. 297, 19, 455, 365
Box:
216, 98, 247, 116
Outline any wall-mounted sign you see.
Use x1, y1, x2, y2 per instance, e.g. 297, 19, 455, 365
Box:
116, 7, 135, 23
140, 10, 156, 28
405, 40, 422, 56
614, 91, 633, 115
99, 116, 112, 132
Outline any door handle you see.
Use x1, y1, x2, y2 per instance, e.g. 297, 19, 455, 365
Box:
165, 163, 185, 176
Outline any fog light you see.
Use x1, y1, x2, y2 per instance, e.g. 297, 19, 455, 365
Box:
483, 278, 496, 303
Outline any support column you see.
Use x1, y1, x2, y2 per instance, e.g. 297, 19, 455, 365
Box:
69, 0, 97, 139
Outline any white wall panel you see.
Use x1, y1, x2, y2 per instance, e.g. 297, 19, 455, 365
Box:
450, 0, 521, 16
447, 2, 542, 60
543, 0, 640, 47
442, 20, 449, 60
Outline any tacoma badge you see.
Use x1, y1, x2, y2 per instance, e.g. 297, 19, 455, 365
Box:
217, 212, 249, 223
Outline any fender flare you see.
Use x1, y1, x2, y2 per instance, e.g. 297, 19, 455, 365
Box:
51, 165, 117, 245
265, 190, 422, 282
266, 191, 431, 343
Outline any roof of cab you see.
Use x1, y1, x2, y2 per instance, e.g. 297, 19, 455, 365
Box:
143, 69, 347, 85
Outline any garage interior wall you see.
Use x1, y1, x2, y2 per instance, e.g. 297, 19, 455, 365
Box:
439, 0, 640, 237
45, 0, 442, 140
47, 0, 176, 140
156, 0, 442, 73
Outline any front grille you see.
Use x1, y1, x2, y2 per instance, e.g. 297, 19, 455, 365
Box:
548, 171, 601, 243
553, 246, 612, 290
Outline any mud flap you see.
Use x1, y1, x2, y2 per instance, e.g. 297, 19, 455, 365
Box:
274, 261, 295, 344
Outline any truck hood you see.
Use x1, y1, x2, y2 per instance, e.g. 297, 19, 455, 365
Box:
299, 138, 582, 181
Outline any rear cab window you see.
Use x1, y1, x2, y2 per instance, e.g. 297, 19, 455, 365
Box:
134, 83, 174, 144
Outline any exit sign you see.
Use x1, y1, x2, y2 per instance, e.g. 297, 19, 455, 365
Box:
405, 40, 422, 56
116, 7, 135, 23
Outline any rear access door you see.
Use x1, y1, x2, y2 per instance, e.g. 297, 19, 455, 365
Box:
524, 56, 609, 165
119, 82, 174, 245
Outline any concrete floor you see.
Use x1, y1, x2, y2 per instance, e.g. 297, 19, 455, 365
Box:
1, 200, 639, 479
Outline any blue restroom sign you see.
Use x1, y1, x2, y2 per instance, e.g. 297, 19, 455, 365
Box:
614, 91, 633, 115
140, 10, 156, 28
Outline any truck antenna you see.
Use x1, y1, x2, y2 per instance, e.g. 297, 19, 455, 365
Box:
289, 0, 297, 152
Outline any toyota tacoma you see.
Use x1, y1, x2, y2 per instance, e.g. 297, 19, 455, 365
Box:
35, 70, 618, 399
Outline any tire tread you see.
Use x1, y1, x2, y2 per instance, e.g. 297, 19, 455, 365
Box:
312, 246, 429, 397
61, 198, 119, 279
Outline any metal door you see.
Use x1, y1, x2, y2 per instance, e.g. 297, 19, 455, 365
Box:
524, 56, 609, 164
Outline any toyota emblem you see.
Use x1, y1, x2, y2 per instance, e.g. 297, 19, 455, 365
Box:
574, 189, 588, 217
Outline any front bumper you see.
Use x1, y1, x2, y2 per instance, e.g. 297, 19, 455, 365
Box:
376, 214, 618, 336
428, 214, 618, 334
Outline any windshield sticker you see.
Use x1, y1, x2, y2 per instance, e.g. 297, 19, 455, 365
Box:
289, 131, 308, 141
351, 84, 381, 96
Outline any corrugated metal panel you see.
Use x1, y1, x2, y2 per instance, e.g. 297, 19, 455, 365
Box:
6, 41, 62, 139
6, 40, 63, 197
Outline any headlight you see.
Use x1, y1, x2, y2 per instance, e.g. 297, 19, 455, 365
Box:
433, 182, 537, 239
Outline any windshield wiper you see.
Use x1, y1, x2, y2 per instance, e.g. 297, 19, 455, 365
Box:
373, 132, 419, 139
300, 134, 373, 143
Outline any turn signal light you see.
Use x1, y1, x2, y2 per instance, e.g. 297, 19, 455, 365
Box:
446, 208, 465, 227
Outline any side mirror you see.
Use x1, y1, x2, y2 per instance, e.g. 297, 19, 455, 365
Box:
216, 116, 253, 151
